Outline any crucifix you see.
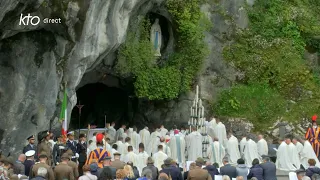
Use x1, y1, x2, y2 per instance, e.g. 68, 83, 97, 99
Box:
76, 101, 84, 136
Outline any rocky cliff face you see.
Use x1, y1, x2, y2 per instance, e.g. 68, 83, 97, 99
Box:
0, 0, 249, 156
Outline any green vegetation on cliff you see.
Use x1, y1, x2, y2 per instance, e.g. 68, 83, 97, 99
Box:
116, 0, 211, 100
214, 0, 320, 129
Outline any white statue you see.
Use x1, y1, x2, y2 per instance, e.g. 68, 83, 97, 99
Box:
150, 19, 162, 57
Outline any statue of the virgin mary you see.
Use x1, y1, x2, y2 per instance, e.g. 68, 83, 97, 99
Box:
150, 18, 162, 57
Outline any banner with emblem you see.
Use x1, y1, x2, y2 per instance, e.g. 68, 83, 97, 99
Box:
60, 87, 68, 143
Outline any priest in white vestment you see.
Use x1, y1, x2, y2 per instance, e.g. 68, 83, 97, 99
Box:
160, 125, 168, 138
214, 119, 228, 148
257, 135, 268, 159
115, 125, 126, 142
243, 138, 259, 167
299, 137, 320, 168
240, 136, 247, 158
207, 137, 226, 167
123, 145, 138, 166
111, 144, 118, 161
293, 137, 304, 158
186, 126, 202, 161
276, 138, 300, 171
153, 145, 168, 170
207, 117, 217, 139
287, 138, 301, 169
128, 127, 141, 151
123, 137, 136, 157
139, 127, 150, 148
226, 133, 241, 165
107, 122, 116, 144
115, 137, 125, 155
136, 143, 149, 175
149, 128, 161, 155
159, 137, 171, 157
168, 130, 186, 165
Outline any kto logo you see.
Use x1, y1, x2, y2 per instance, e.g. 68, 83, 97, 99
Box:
19, 13, 40, 25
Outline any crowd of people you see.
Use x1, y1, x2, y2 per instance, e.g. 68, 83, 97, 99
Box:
0, 117, 320, 180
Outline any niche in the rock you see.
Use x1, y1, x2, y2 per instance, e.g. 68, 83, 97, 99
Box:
70, 83, 130, 129
147, 12, 170, 54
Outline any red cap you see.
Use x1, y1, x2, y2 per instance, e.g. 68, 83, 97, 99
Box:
312, 115, 317, 122
174, 129, 179, 135
96, 133, 104, 143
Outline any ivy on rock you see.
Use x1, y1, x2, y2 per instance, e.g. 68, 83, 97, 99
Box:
116, 0, 211, 100
214, 0, 320, 129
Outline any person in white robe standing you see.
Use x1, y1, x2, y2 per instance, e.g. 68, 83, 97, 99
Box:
123, 145, 138, 165
149, 128, 161, 156
214, 119, 228, 148
115, 137, 125, 155
123, 137, 136, 158
168, 130, 186, 166
276, 137, 300, 171
257, 135, 268, 159
152, 145, 168, 170
243, 137, 259, 167
207, 117, 217, 139
160, 125, 168, 138
136, 143, 149, 175
186, 126, 202, 161
293, 137, 304, 159
115, 124, 126, 142
240, 135, 247, 158
139, 127, 150, 150
107, 122, 116, 144
111, 144, 118, 161
123, 129, 128, 143
286, 137, 302, 169
299, 137, 320, 168
128, 127, 141, 151
207, 137, 226, 167
226, 133, 241, 165
159, 137, 171, 157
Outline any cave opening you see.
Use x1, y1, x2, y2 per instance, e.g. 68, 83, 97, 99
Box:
70, 83, 131, 130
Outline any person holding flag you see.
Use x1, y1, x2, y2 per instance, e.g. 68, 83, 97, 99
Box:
85, 133, 111, 168
60, 86, 68, 144
305, 114, 320, 158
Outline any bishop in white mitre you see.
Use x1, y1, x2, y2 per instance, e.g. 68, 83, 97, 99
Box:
207, 137, 226, 167
139, 127, 150, 148
299, 137, 320, 168
149, 128, 161, 155
293, 137, 304, 158
276, 137, 300, 171
243, 137, 259, 167
153, 145, 168, 170
257, 135, 268, 159
123, 145, 138, 166
240, 135, 247, 158
214, 119, 228, 148
168, 130, 186, 165
226, 133, 241, 165
186, 126, 202, 161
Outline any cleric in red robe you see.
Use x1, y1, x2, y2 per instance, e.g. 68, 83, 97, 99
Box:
305, 115, 320, 157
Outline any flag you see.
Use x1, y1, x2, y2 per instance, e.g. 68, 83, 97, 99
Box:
60, 88, 68, 142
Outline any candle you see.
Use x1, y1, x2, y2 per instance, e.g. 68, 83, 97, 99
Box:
202, 106, 204, 117
190, 107, 192, 116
